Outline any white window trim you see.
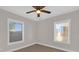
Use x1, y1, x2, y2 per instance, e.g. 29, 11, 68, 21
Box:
54, 19, 71, 44
8, 18, 24, 45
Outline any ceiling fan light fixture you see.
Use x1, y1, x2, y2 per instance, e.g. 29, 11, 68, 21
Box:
36, 10, 41, 14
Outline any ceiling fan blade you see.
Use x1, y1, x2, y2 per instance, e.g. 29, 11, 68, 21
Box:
26, 10, 36, 14
37, 13, 40, 17
41, 10, 51, 14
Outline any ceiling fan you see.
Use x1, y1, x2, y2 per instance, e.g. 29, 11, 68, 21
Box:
26, 6, 51, 17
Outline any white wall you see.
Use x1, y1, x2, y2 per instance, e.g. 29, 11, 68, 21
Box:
37, 10, 79, 52
0, 9, 36, 51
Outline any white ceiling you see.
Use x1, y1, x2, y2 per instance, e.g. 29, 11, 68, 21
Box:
0, 6, 79, 21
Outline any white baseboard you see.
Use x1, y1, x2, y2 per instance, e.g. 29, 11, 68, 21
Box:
6, 42, 36, 52
37, 43, 76, 52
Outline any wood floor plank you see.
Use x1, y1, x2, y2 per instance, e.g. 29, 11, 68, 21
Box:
15, 44, 65, 52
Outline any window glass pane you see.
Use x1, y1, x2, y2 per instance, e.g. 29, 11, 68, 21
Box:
9, 21, 23, 43
54, 21, 70, 44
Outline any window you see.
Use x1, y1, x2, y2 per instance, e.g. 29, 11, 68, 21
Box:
8, 19, 24, 45
54, 20, 70, 44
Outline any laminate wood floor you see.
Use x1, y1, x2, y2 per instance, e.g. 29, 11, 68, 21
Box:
15, 44, 65, 52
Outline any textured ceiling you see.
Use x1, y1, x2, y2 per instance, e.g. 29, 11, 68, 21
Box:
0, 6, 79, 21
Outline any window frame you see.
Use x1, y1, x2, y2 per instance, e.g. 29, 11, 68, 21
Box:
54, 20, 71, 44
8, 18, 24, 45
